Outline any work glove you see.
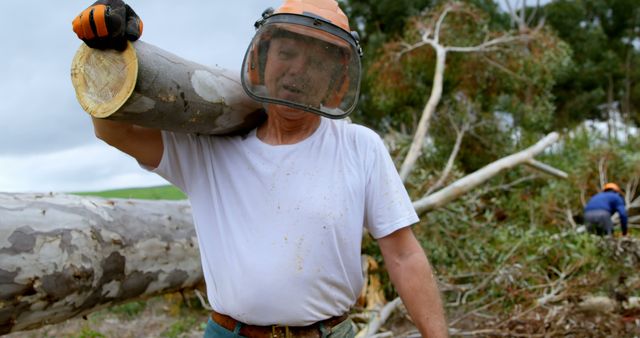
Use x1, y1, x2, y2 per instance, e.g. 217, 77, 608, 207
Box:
72, 0, 143, 51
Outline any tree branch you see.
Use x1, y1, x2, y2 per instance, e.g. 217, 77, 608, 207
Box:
399, 44, 447, 181
598, 157, 607, 188
425, 107, 472, 195
434, 6, 454, 44
446, 35, 528, 53
355, 297, 403, 338
524, 159, 568, 179
461, 239, 523, 304
413, 132, 561, 214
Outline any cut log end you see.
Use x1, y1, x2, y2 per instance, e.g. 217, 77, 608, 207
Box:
71, 42, 138, 118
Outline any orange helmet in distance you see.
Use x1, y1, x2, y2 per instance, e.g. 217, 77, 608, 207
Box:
241, 0, 363, 119
603, 182, 623, 195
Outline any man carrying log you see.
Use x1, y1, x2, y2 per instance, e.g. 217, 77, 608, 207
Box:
72, 0, 448, 337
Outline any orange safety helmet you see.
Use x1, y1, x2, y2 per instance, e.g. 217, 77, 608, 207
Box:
275, 0, 352, 32
241, 0, 363, 119
603, 182, 623, 195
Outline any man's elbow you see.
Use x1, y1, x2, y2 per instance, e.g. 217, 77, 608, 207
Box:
92, 118, 131, 146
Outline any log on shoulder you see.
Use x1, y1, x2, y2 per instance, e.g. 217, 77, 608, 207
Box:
71, 41, 265, 135
0, 193, 201, 334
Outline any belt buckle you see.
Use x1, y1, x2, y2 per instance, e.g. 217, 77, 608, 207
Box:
271, 324, 291, 338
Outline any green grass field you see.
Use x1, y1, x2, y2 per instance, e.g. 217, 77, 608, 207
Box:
74, 185, 187, 200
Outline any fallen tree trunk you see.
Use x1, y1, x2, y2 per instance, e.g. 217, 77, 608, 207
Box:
0, 193, 200, 335
413, 132, 564, 214
71, 40, 265, 135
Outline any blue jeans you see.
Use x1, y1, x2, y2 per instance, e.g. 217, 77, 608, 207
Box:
203, 317, 356, 338
584, 209, 614, 236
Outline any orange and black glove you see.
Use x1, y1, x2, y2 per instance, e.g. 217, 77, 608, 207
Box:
72, 0, 143, 51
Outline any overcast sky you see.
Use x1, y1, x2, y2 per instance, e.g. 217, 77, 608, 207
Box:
0, 1, 545, 194
0, 1, 281, 193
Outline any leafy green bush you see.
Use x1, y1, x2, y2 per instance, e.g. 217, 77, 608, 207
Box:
162, 317, 197, 338
73, 327, 106, 338
108, 301, 147, 318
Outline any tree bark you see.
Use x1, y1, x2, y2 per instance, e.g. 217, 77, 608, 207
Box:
71, 41, 265, 135
0, 193, 200, 335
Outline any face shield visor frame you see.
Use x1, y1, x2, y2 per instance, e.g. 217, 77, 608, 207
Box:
241, 14, 362, 119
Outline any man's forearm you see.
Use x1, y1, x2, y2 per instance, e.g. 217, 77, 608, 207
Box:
379, 228, 448, 337
387, 250, 448, 337
400, 254, 447, 337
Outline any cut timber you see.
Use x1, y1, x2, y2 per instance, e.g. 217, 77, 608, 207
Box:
71, 41, 265, 135
0, 193, 200, 334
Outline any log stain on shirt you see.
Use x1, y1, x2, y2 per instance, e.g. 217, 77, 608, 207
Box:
296, 237, 305, 272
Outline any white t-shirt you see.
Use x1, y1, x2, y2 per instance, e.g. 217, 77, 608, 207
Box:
152, 118, 418, 326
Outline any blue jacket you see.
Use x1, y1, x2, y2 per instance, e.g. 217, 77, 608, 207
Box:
584, 191, 628, 233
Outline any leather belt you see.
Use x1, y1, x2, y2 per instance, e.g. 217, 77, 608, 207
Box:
210, 310, 349, 338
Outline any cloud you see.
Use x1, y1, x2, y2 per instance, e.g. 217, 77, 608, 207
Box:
0, 0, 280, 192
0, 1, 90, 156
0, 141, 168, 193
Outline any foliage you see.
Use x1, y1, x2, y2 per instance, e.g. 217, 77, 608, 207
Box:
161, 317, 198, 338
339, 0, 433, 45
108, 301, 147, 318
506, 126, 640, 226
360, 125, 640, 334
73, 327, 106, 338
339, 0, 435, 131
362, 1, 572, 175
545, 0, 640, 127
74, 185, 186, 200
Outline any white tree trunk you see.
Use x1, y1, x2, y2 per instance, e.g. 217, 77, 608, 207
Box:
395, 4, 535, 182
398, 46, 447, 181
413, 132, 563, 214
71, 41, 265, 135
0, 193, 200, 334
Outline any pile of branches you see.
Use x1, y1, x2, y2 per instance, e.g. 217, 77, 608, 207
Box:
353, 174, 640, 337
441, 236, 640, 337
353, 236, 640, 337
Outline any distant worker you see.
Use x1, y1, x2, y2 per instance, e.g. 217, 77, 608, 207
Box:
584, 183, 628, 236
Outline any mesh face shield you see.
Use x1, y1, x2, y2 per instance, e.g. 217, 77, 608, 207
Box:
241, 14, 362, 119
